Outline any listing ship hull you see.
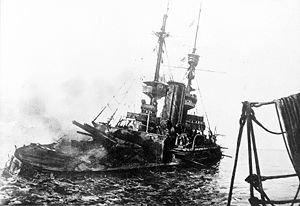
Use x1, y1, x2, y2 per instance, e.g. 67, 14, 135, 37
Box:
3, 5, 224, 177
5, 131, 222, 176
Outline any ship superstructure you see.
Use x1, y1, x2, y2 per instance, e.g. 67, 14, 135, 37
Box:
4, 4, 222, 175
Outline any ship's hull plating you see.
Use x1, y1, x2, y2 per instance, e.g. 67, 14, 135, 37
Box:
4, 136, 222, 176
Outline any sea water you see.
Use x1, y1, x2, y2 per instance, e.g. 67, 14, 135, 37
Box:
0, 148, 298, 205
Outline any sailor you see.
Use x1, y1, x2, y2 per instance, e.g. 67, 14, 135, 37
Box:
175, 123, 183, 134
208, 130, 216, 144
208, 130, 213, 144
162, 135, 176, 163
175, 133, 188, 147
162, 120, 176, 163
199, 122, 206, 135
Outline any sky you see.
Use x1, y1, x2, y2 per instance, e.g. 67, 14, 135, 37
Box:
0, 0, 300, 165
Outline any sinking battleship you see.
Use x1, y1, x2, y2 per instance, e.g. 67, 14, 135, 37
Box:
4, 5, 222, 175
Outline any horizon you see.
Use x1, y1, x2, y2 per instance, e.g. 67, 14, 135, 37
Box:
0, 0, 300, 165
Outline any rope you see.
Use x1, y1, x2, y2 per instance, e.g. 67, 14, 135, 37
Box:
251, 116, 284, 135
195, 77, 211, 130
93, 80, 128, 122
113, 76, 140, 119
275, 102, 298, 176
251, 101, 275, 107
181, 68, 189, 83
243, 106, 284, 135
93, 73, 139, 123
163, 41, 174, 81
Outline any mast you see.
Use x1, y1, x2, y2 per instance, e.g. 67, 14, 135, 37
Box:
180, 1, 202, 125
142, 4, 169, 117
192, 2, 202, 55
186, 2, 201, 94
161, 3, 203, 126
154, 5, 169, 82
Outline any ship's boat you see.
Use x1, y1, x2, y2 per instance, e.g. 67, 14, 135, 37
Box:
4, 4, 223, 175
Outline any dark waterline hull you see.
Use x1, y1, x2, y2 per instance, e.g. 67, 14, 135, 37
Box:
3, 140, 222, 177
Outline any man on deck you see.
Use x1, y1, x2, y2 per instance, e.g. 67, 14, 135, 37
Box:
162, 120, 176, 163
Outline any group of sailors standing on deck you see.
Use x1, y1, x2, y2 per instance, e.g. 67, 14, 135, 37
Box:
161, 120, 216, 163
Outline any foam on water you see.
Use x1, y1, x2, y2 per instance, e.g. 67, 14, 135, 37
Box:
0, 149, 298, 205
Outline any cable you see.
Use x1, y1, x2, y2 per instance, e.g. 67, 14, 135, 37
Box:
195, 77, 211, 130
163, 40, 173, 82
92, 74, 135, 122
